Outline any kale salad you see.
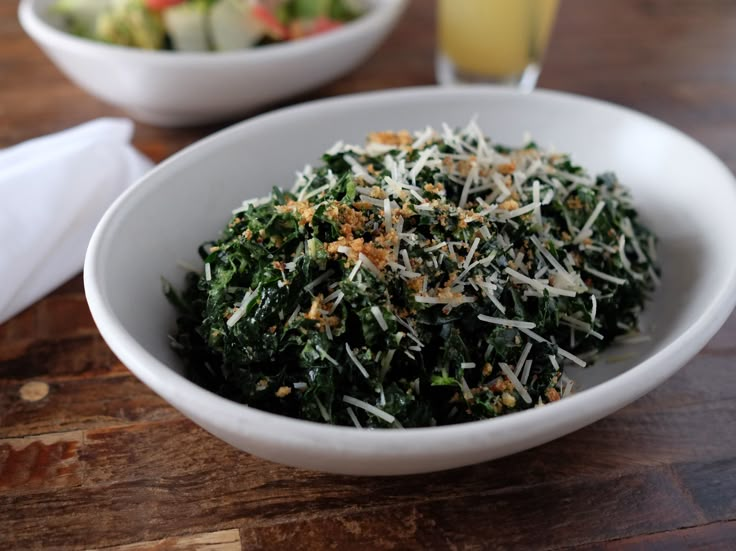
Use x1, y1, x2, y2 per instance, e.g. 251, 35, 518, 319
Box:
167, 121, 659, 428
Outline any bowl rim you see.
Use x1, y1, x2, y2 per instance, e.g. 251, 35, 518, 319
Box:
19, 0, 406, 64
84, 85, 736, 453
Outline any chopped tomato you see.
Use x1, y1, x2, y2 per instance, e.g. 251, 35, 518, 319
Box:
311, 16, 343, 35
144, 0, 186, 10
289, 16, 343, 40
251, 4, 289, 40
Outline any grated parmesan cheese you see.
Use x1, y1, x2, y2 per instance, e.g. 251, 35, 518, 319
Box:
371, 306, 389, 331
498, 363, 532, 404
478, 314, 536, 329
343, 395, 395, 424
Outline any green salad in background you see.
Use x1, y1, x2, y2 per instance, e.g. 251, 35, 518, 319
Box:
53, 0, 363, 51
166, 122, 659, 428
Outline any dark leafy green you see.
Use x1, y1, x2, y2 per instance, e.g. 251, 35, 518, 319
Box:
167, 125, 659, 428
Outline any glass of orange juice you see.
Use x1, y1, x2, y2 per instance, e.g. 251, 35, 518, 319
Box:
437, 0, 560, 92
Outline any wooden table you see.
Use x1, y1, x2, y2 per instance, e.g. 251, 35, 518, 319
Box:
2, 1, 736, 549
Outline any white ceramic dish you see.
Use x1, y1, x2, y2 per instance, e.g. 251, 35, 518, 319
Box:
84, 87, 736, 475
18, 0, 406, 126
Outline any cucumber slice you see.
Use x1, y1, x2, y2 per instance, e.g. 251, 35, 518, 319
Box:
208, 0, 265, 51
163, 3, 209, 51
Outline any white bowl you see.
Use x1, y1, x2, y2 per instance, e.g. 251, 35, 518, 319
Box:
84, 87, 736, 475
19, 0, 406, 126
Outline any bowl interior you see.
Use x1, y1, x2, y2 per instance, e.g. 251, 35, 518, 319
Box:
27, 0, 385, 54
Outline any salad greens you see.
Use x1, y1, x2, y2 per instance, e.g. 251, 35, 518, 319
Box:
167, 122, 659, 428
53, 0, 362, 51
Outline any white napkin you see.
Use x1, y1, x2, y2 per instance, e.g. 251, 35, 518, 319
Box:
0, 118, 153, 325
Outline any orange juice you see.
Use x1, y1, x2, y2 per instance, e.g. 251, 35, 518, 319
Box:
438, 0, 559, 78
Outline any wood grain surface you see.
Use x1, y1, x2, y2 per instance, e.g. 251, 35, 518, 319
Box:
2, 0, 736, 549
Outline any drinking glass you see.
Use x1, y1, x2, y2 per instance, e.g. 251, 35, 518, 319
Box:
436, 0, 560, 92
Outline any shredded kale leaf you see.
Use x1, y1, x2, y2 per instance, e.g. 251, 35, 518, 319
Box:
167, 124, 659, 428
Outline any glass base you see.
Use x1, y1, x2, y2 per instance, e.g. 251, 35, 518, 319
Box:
435, 53, 541, 93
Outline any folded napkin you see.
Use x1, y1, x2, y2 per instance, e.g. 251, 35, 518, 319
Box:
0, 118, 153, 325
